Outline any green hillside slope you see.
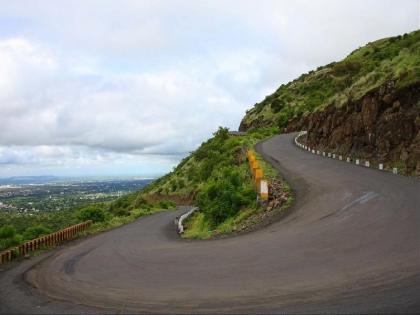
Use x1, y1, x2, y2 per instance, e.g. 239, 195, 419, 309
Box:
240, 30, 419, 131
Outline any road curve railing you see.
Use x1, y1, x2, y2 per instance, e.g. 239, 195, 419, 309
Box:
176, 207, 199, 234
0, 220, 92, 265
294, 131, 400, 175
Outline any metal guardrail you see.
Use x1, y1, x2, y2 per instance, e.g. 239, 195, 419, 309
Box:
176, 207, 199, 234
294, 131, 399, 175
246, 150, 269, 201
0, 220, 92, 265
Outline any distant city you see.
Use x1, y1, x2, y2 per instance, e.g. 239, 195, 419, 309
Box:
0, 176, 154, 214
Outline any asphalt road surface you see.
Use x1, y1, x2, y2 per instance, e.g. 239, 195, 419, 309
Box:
1, 133, 419, 314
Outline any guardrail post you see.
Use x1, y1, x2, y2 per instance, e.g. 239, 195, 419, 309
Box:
355, 159, 360, 165
260, 180, 269, 201
255, 168, 263, 192
379, 163, 384, 170
393, 168, 398, 174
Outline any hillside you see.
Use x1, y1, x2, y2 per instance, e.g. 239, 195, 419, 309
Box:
139, 127, 291, 238
240, 30, 420, 176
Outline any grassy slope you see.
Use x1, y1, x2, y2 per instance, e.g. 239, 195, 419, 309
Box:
140, 127, 287, 238
240, 30, 420, 130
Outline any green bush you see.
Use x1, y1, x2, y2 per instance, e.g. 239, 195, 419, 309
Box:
77, 206, 107, 222
109, 203, 131, 217
0, 225, 17, 238
271, 98, 285, 113
158, 200, 176, 209
0, 235, 23, 251
197, 167, 255, 227
170, 179, 177, 192
0, 225, 23, 251
23, 225, 51, 240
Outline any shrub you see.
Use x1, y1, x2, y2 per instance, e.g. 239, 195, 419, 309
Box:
158, 200, 176, 209
178, 179, 185, 189
109, 203, 131, 217
333, 60, 361, 75
0, 225, 17, 239
197, 167, 255, 227
271, 98, 285, 113
0, 225, 23, 251
23, 225, 51, 240
77, 206, 107, 222
277, 108, 294, 127
0, 235, 23, 251
134, 196, 149, 208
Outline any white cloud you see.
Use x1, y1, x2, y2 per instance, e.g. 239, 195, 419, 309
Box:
0, 0, 418, 176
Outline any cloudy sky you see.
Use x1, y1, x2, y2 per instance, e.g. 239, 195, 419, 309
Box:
0, 0, 418, 178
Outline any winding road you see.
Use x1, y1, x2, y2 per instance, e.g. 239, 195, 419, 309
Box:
1, 133, 419, 314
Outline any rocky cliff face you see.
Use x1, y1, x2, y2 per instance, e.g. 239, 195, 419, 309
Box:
286, 82, 420, 176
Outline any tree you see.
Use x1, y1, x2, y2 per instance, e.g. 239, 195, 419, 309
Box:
23, 225, 51, 240
77, 206, 106, 222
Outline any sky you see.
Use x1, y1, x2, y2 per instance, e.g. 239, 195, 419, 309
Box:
0, 0, 418, 178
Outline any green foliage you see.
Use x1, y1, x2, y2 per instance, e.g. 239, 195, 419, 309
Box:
0, 235, 23, 252
197, 167, 255, 227
0, 225, 23, 251
0, 210, 78, 238
109, 194, 137, 216
22, 225, 51, 240
0, 225, 17, 239
158, 200, 176, 209
77, 205, 107, 222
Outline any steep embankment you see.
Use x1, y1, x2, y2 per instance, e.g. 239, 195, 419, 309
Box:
240, 30, 420, 176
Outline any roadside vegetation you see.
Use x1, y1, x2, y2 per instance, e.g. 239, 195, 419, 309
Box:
0, 196, 175, 251
141, 126, 290, 239
241, 30, 420, 130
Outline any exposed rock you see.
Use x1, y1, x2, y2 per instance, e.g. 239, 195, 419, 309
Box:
296, 82, 420, 176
